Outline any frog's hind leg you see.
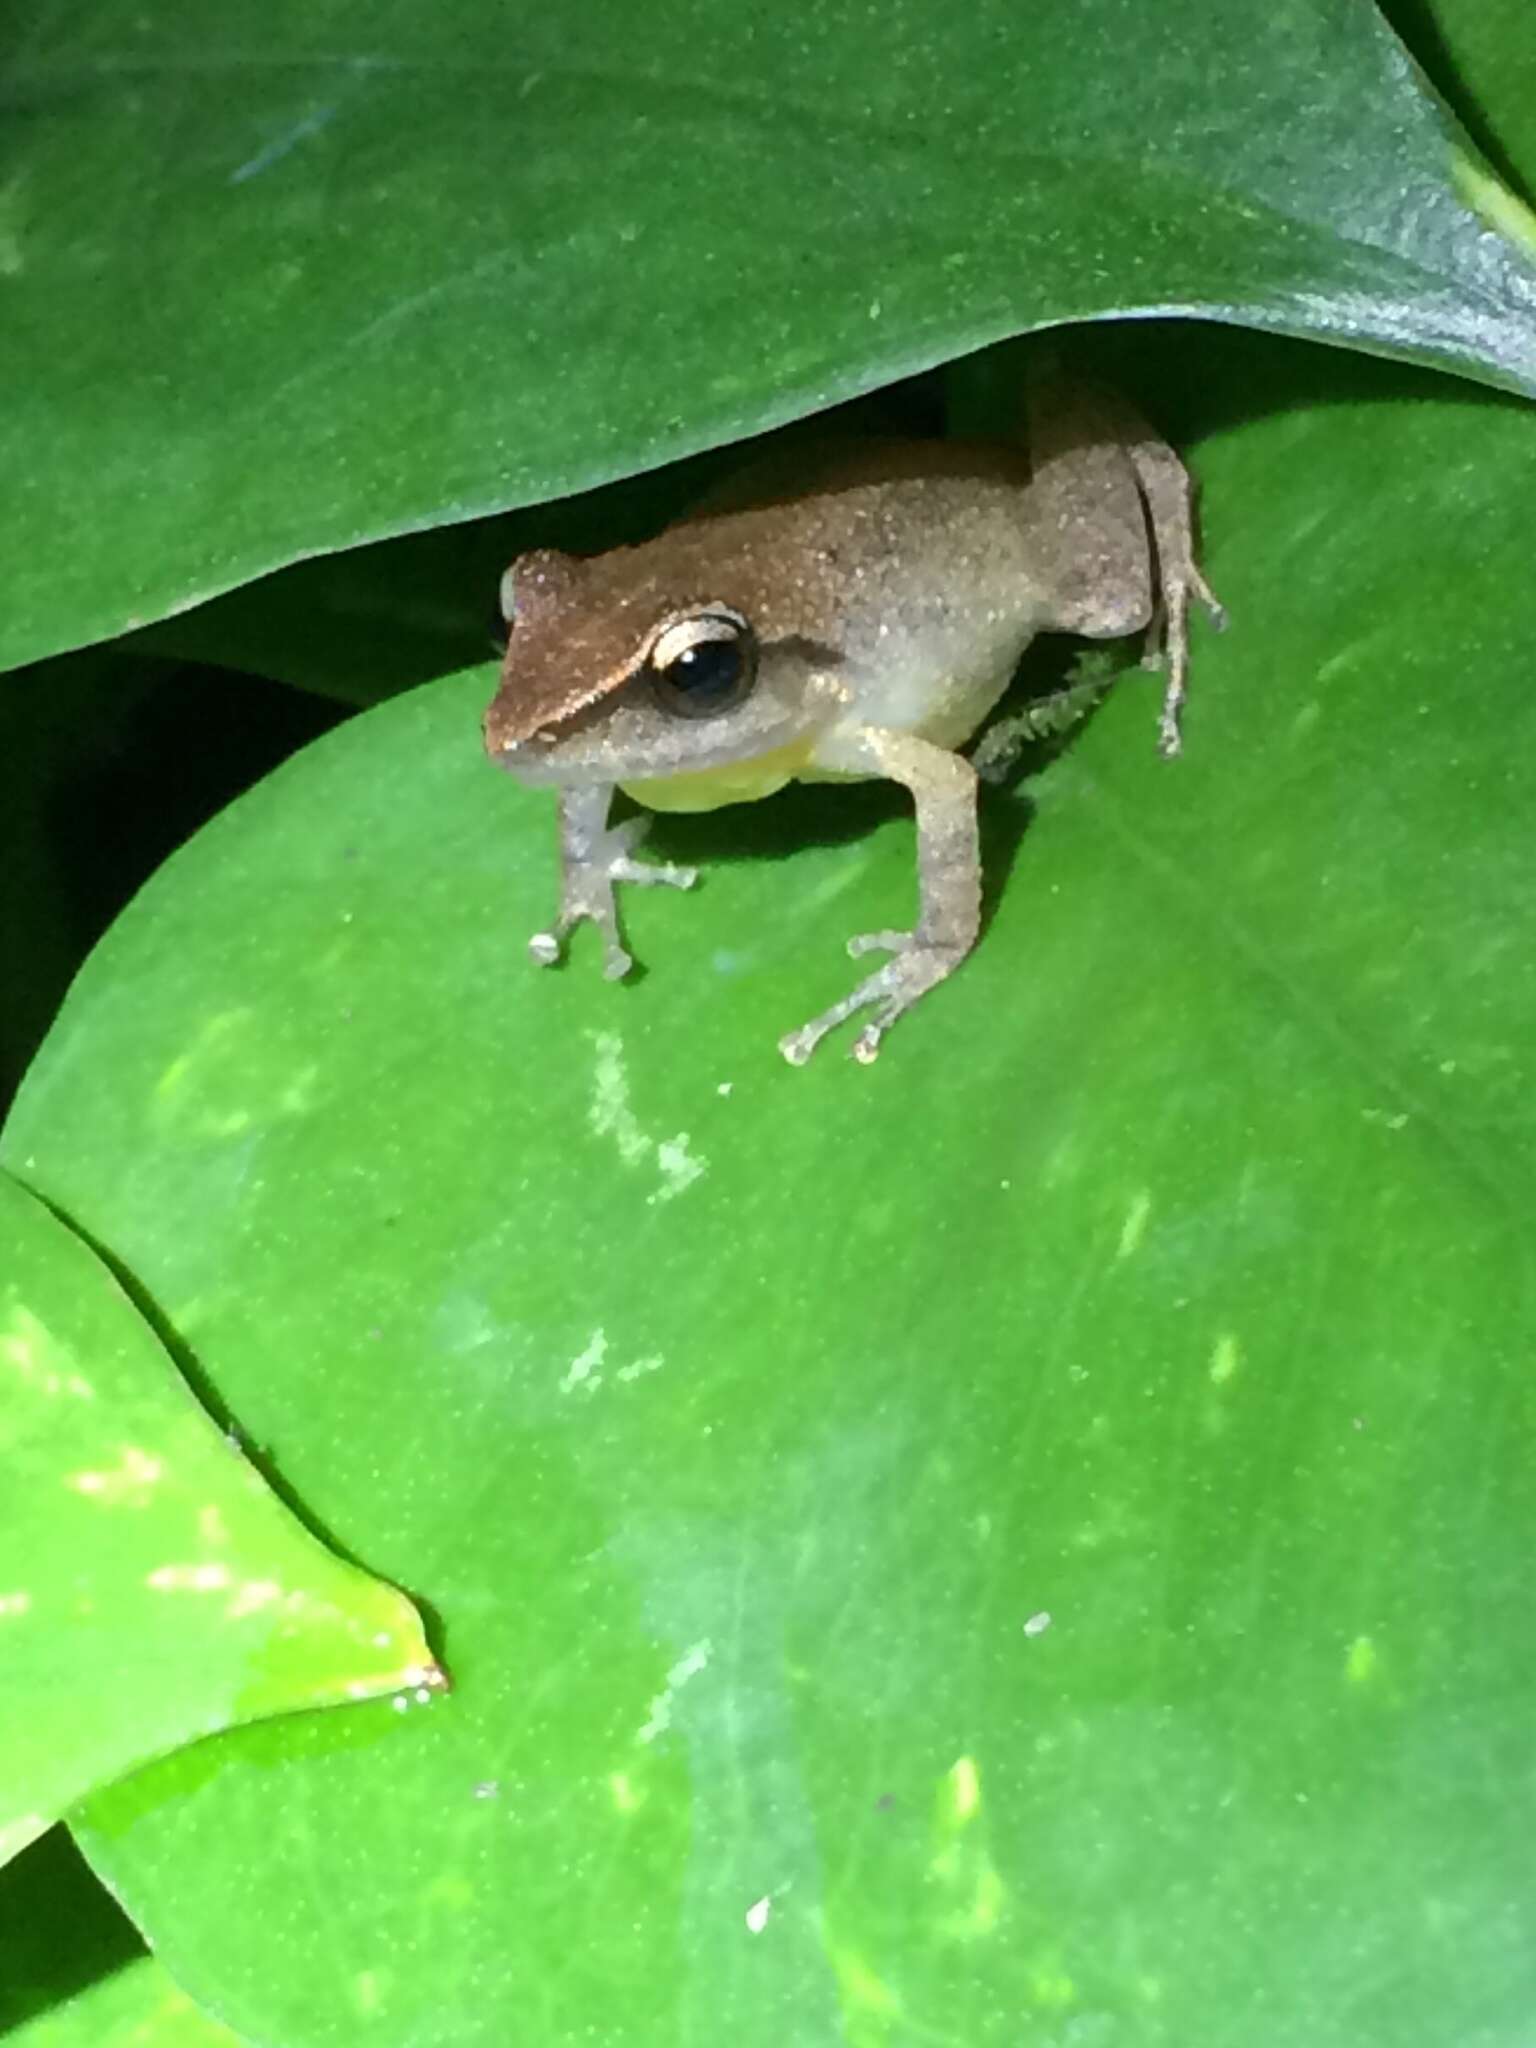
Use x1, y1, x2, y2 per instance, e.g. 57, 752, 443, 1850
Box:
1109, 394, 1227, 756
1024, 374, 1224, 757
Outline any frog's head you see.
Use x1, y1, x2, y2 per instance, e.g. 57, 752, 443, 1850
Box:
483, 545, 841, 787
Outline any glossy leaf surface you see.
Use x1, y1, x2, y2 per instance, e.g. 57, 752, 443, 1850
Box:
0, 1170, 438, 1869
5, 325, 1534, 2043
6, 1959, 246, 2048
5, 0, 1536, 676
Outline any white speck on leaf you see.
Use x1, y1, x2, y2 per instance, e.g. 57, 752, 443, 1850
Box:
746, 1895, 772, 1934
229, 104, 337, 185
650, 1136, 705, 1204
637, 1639, 712, 1745
1023, 1610, 1052, 1637
589, 1032, 707, 1202
0, 1592, 32, 1619
561, 1329, 607, 1394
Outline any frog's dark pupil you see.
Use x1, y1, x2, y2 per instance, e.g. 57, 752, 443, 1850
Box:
671, 639, 742, 699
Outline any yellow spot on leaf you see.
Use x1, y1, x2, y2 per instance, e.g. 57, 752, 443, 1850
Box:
1031, 1966, 1077, 2009
1453, 150, 1536, 260
941, 1860, 1006, 1940
1209, 1333, 1240, 1385
1117, 1189, 1152, 1258
226, 1578, 283, 1619
353, 1969, 388, 2015
1346, 1635, 1378, 1685
828, 1944, 900, 2020
67, 1445, 164, 1506
146, 1563, 232, 1593
945, 1754, 981, 1826
425, 1873, 474, 1910
609, 1771, 643, 1814
0, 1308, 94, 1400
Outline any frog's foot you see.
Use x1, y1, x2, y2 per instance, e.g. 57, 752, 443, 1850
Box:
779, 928, 966, 1067
1142, 564, 1227, 759
530, 815, 696, 980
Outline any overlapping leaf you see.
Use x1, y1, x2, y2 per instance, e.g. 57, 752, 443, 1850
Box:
0, 1170, 439, 1868
4, 323, 1534, 2041
4, 0, 1536, 675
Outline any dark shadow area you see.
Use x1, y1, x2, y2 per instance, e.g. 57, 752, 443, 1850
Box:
1076, 313, 1522, 458
0, 1824, 144, 2037
0, 654, 348, 1122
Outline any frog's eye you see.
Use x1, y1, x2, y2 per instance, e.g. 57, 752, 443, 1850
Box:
648, 610, 757, 719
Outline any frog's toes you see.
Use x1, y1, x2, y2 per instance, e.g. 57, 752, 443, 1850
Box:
611, 855, 698, 892
851, 1019, 891, 1065
846, 928, 909, 961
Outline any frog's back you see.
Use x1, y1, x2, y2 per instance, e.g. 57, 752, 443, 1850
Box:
681, 438, 1047, 748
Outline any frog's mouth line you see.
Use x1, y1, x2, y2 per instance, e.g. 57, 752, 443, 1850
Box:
488, 637, 847, 787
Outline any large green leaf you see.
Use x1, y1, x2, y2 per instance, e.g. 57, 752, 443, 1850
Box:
4, 321, 1534, 2041
6, 1962, 246, 2048
0, 1169, 440, 1868
5, 0, 1536, 677
0, 1833, 240, 2048
0, 1828, 144, 2038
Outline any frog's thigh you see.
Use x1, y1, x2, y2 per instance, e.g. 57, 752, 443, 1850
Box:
1022, 394, 1154, 640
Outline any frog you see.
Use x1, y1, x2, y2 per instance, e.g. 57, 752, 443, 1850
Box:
483, 370, 1223, 1064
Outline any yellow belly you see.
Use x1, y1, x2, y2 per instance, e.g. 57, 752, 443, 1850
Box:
621, 737, 821, 814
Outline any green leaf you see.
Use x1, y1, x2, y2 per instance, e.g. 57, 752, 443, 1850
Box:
0, 1169, 440, 1868
0, 1827, 144, 2037
4, 325, 1534, 2041
6, 0, 1536, 677
0, 1829, 241, 2048
6, 1961, 247, 2048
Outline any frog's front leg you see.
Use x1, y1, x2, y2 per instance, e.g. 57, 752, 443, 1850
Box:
530, 783, 696, 981
780, 729, 980, 1067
